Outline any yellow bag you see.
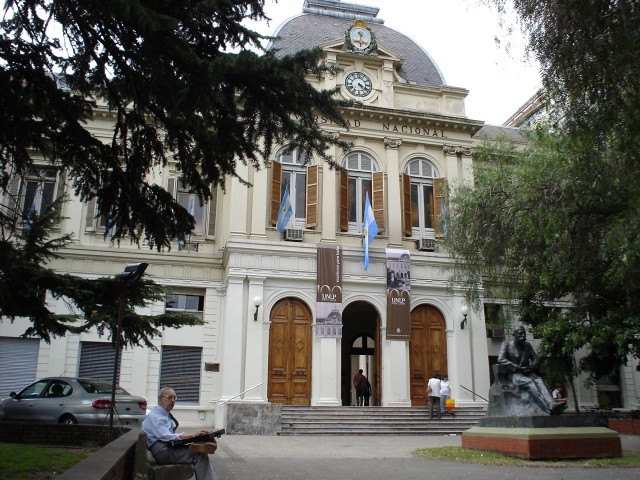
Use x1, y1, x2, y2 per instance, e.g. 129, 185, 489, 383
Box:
445, 398, 455, 411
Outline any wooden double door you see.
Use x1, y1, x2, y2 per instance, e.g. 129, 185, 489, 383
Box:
409, 305, 447, 406
267, 298, 312, 405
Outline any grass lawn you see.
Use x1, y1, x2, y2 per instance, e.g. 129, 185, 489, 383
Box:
417, 446, 640, 467
0, 443, 96, 480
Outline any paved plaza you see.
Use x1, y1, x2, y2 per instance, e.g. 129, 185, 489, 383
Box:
209, 434, 640, 480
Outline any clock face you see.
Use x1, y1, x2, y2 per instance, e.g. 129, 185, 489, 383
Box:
350, 27, 371, 50
345, 72, 372, 97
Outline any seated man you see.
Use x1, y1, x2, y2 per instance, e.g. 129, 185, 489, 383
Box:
497, 326, 563, 415
142, 387, 215, 480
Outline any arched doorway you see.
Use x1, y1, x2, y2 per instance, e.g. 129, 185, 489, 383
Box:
267, 298, 312, 405
409, 304, 447, 406
341, 301, 379, 406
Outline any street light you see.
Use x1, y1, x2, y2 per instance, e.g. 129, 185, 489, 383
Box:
460, 304, 469, 329
108, 263, 148, 442
252, 296, 263, 321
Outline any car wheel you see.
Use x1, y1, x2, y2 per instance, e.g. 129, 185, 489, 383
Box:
59, 415, 77, 425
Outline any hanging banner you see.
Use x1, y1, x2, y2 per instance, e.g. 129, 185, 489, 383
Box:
316, 244, 343, 338
386, 248, 411, 340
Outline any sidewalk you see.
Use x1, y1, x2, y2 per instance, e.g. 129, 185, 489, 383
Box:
210, 434, 640, 480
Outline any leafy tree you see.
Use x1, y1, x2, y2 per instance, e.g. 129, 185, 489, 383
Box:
0, 0, 350, 343
449, 1, 640, 384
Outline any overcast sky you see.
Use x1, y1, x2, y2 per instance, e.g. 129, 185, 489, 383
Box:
248, 0, 541, 125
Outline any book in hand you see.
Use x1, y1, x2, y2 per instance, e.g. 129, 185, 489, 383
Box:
169, 428, 225, 448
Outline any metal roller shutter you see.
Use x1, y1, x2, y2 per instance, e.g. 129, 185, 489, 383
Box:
0, 337, 39, 397
160, 346, 202, 403
78, 341, 121, 383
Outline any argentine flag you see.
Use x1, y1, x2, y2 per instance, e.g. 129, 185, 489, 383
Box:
276, 185, 294, 233
23, 196, 37, 230
363, 192, 378, 270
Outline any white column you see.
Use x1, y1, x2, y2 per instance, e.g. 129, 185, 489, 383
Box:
229, 164, 249, 237
381, 327, 411, 407
218, 276, 246, 402
250, 164, 268, 239
443, 145, 460, 180
314, 336, 341, 406
320, 145, 339, 243
243, 276, 266, 402
384, 137, 402, 247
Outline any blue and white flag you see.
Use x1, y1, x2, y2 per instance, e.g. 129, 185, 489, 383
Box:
276, 185, 294, 233
363, 192, 378, 270
23, 196, 37, 230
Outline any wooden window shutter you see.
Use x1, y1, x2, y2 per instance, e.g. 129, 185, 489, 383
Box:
306, 165, 319, 229
270, 160, 282, 226
339, 169, 348, 232
433, 177, 448, 238
7, 175, 21, 213
372, 171, 385, 232
85, 197, 97, 231
54, 170, 65, 211
207, 186, 217, 237
401, 173, 412, 237
167, 176, 177, 197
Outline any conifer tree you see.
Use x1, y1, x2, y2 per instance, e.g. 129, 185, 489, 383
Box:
0, 0, 350, 248
0, 1, 350, 342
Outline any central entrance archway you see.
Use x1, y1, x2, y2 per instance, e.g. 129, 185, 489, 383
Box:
341, 301, 379, 406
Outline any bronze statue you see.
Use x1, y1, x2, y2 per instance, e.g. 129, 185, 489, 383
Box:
490, 325, 565, 416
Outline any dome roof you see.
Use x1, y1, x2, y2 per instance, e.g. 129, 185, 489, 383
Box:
269, 13, 446, 88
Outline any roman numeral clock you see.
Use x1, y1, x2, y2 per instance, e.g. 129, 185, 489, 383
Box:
345, 71, 373, 97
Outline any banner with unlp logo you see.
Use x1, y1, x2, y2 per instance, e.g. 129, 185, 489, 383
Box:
316, 244, 342, 338
386, 248, 410, 340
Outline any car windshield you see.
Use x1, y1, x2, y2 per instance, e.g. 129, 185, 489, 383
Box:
78, 379, 129, 395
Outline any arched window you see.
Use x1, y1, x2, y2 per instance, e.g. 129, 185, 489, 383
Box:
269, 146, 318, 229
340, 151, 383, 234
402, 158, 446, 238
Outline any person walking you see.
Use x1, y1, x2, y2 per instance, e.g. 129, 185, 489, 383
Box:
353, 369, 368, 406
439, 374, 451, 415
363, 377, 372, 406
142, 387, 216, 480
427, 373, 441, 419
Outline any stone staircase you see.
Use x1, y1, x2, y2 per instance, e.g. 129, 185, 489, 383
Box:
280, 405, 486, 435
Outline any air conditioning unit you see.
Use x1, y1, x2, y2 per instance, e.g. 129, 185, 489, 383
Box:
178, 242, 199, 252
486, 328, 505, 339
417, 237, 436, 252
284, 228, 303, 242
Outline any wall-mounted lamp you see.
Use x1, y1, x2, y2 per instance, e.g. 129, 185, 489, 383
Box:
460, 304, 469, 329
253, 296, 263, 321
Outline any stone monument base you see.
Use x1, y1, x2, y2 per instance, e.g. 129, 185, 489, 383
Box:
462, 416, 621, 460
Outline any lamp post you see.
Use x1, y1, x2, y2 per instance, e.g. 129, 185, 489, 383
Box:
108, 262, 148, 443
252, 296, 262, 321
460, 304, 469, 329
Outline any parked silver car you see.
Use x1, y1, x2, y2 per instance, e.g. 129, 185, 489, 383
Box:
0, 377, 147, 425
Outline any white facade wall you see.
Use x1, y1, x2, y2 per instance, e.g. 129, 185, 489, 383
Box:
3, 11, 638, 428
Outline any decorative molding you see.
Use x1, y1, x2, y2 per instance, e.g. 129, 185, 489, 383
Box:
443, 145, 473, 157
384, 137, 402, 149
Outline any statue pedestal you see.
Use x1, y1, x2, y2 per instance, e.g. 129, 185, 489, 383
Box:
462, 416, 621, 459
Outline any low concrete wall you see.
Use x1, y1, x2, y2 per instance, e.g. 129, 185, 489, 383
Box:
226, 403, 281, 435
0, 422, 128, 447
56, 428, 138, 480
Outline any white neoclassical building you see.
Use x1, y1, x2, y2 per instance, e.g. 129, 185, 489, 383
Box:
1, 0, 638, 429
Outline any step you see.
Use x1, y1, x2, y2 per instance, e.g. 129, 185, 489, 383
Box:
279, 405, 485, 436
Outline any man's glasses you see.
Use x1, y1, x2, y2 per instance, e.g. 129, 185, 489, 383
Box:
161, 395, 178, 401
